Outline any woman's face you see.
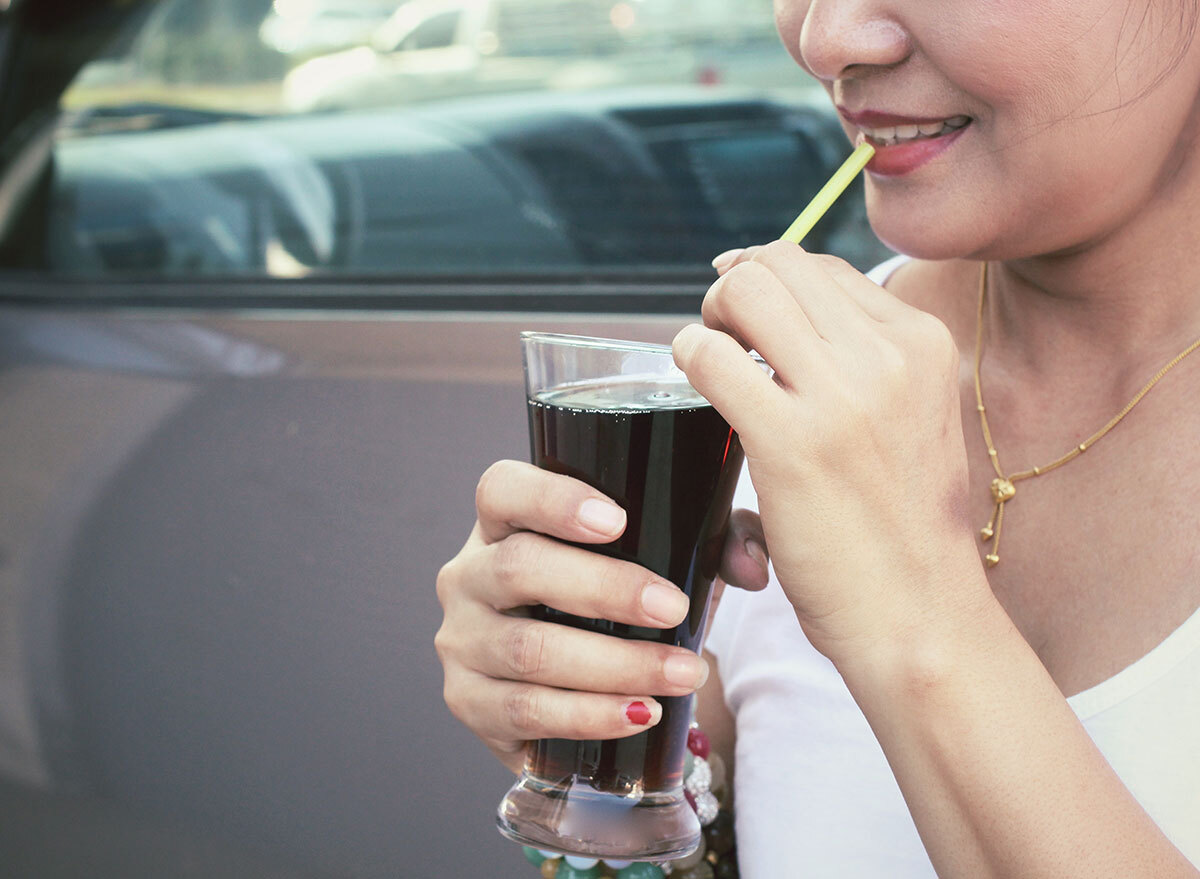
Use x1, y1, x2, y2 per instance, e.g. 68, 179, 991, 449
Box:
775, 0, 1200, 261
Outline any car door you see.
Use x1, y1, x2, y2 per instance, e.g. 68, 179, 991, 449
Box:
0, 1, 886, 876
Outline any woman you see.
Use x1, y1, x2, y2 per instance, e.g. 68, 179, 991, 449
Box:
435, 1, 1200, 875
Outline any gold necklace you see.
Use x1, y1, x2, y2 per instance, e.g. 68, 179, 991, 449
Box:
974, 262, 1200, 567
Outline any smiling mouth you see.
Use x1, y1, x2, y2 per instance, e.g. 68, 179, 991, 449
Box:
858, 115, 972, 147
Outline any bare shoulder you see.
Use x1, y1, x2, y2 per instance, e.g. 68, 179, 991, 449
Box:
875, 257, 980, 353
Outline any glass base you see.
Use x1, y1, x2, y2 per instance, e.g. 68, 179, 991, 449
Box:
496, 772, 701, 860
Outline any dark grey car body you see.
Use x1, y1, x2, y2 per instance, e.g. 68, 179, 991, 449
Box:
3, 308, 689, 877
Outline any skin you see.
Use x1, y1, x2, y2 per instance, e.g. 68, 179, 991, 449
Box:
437, 0, 1200, 874
436, 461, 767, 771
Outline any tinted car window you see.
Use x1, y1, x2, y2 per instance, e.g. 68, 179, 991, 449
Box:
0, 0, 890, 285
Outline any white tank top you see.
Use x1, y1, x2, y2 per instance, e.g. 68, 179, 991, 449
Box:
704, 256, 1200, 877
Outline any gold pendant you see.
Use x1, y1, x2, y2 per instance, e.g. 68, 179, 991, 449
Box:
990, 477, 1016, 503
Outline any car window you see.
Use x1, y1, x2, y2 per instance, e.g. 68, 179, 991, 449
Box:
0, 0, 890, 287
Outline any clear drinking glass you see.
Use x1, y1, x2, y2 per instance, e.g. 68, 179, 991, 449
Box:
496, 332, 745, 860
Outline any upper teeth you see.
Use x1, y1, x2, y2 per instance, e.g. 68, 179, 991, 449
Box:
860, 115, 970, 146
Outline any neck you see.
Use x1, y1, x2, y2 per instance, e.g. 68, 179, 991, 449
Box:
982, 157, 1200, 396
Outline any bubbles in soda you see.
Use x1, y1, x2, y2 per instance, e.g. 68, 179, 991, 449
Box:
536, 376, 708, 414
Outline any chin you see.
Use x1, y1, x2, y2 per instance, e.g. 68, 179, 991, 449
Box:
869, 220, 983, 262
864, 192, 1005, 262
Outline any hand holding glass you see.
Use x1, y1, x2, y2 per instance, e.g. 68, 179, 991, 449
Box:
496, 332, 745, 859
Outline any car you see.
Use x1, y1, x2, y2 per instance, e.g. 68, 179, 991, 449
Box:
48, 86, 886, 281
0, 0, 887, 876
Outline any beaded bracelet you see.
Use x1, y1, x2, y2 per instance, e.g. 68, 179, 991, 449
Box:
520, 727, 738, 879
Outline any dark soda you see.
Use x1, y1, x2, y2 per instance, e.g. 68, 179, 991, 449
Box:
525, 376, 744, 796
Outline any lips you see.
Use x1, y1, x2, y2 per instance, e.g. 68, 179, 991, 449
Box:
838, 108, 972, 177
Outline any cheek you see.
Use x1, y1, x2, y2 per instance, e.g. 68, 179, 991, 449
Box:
933, 3, 1087, 122
943, 0, 1184, 142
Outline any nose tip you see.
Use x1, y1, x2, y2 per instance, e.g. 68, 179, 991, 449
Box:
798, 8, 912, 83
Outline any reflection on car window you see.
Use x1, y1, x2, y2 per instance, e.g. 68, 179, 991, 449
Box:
397, 11, 461, 51
0, 0, 889, 284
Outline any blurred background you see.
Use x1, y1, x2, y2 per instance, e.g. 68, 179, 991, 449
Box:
69, 0, 792, 113
0, 1, 887, 877
34, 0, 891, 282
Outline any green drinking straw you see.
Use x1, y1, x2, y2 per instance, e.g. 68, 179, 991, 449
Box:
780, 142, 875, 245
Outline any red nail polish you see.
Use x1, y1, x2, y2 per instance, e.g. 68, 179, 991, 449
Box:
626, 701, 652, 725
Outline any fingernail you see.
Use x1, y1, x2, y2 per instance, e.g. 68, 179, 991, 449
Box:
578, 499, 626, 536
712, 248, 745, 271
641, 581, 689, 626
625, 701, 653, 725
663, 654, 709, 689
745, 537, 768, 570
